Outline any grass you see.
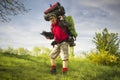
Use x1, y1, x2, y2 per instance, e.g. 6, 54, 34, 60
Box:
0, 52, 120, 80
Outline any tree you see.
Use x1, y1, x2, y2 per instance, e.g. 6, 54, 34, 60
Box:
0, 0, 28, 22
32, 46, 41, 56
93, 28, 120, 55
18, 47, 28, 55
32, 46, 50, 56
5, 46, 14, 53
0, 48, 3, 53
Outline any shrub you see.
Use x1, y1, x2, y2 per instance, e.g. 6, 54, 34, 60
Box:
86, 50, 119, 65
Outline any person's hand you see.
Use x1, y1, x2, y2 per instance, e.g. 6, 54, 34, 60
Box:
59, 16, 64, 20
46, 36, 50, 39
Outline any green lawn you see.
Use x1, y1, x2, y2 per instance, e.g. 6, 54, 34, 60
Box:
0, 52, 120, 80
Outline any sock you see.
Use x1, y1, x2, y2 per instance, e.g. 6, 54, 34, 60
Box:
51, 65, 56, 69
62, 68, 68, 72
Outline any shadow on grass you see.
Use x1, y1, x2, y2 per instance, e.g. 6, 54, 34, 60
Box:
92, 67, 120, 80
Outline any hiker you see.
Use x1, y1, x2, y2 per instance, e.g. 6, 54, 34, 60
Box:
48, 14, 69, 74
41, 2, 77, 74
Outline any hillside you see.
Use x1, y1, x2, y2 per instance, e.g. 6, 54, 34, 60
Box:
0, 52, 120, 80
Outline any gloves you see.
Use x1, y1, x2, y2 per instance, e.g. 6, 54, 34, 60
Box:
51, 41, 58, 47
41, 31, 54, 39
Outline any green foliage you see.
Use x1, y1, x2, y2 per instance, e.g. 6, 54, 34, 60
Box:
91, 28, 120, 65
4, 46, 14, 54
32, 46, 50, 56
86, 50, 119, 65
93, 28, 120, 55
18, 47, 28, 55
1, 46, 51, 56
32, 46, 41, 56
3, 47, 30, 55
0, 48, 3, 52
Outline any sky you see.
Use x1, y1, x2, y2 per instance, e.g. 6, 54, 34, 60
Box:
0, 0, 120, 54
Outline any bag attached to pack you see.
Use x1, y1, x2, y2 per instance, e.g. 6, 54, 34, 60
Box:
64, 16, 77, 40
58, 15, 77, 46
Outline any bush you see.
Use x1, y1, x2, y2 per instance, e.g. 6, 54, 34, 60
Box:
86, 50, 119, 65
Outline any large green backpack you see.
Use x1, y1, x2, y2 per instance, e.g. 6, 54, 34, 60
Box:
64, 16, 77, 39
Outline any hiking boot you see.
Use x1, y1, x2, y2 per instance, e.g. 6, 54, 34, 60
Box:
62, 71, 67, 75
62, 68, 67, 75
50, 68, 57, 74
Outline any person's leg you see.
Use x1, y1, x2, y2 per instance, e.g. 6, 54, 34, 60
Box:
63, 60, 68, 68
50, 58, 56, 66
50, 58, 56, 70
50, 58, 57, 74
62, 60, 68, 73
60, 42, 69, 73
49, 44, 60, 74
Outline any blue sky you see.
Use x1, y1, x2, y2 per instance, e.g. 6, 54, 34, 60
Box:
0, 0, 120, 54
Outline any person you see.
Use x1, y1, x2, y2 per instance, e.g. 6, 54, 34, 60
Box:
48, 14, 70, 74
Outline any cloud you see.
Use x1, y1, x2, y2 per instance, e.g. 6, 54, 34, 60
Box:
0, 0, 120, 52
0, 23, 51, 50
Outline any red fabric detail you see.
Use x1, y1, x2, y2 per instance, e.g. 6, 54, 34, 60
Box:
51, 65, 56, 69
51, 21, 68, 43
62, 68, 68, 72
44, 2, 59, 14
